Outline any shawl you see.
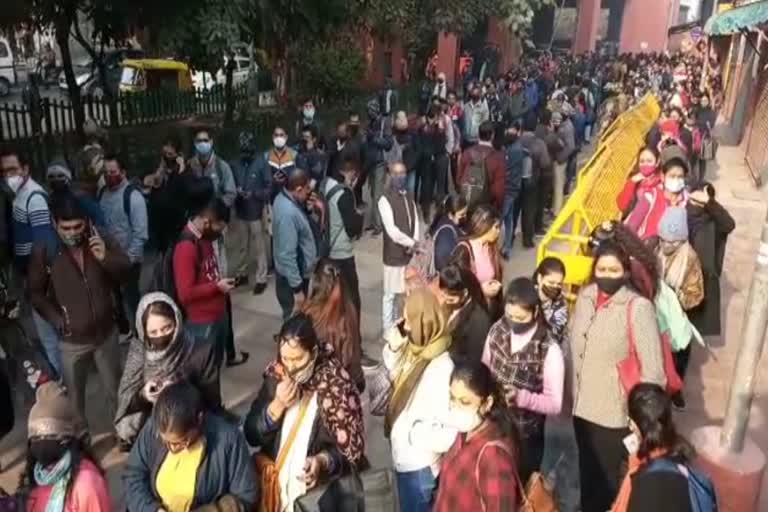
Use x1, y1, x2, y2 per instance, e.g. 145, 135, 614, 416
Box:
659, 243, 694, 293
266, 343, 365, 467
385, 289, 451, 436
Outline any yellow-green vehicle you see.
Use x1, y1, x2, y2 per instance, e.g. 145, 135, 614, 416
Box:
118, 59, 192, 94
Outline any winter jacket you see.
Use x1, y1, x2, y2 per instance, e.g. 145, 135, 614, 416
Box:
29, 235, 130, 346
272, 190, 317, 289
123, 413, 258, 512
462, 100, 490, 144
187, 153, 237, 207
519, 132, 552, 182
100, 179, 149, 263
232, 156, 271, 221
457, 144, 506, 210
364, 117, 394, 171
503, 140, 528, 198
555, 120, 576, 164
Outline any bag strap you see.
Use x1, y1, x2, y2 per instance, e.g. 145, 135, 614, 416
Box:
626, 297, 639, 360
275, 394, 313, 472
475, 440, 525, 512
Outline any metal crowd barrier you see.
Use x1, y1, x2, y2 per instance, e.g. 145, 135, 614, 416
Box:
536, 94, 662, 290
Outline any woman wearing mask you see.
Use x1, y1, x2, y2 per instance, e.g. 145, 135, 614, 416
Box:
301, 260, 364, 391
123, 381, 258, 512
22, 382, 110, 512
114, 293, 221, 451
452, 205, 504, 319
432, 263, 492, 364
245, 313, 365, 512
625, 148, 689, 240
534, 257, 568, 345
481, 278, 564, 482
654, 207, 704, 312
569, 240, 666, 512
616, 147, 661, 216
612, 383, 716, 512
383, 289, 456, 512
432, 361, 520, 511
429, 195, 468, 272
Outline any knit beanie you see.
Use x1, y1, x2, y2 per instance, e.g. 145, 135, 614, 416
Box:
658, 206, 689, 242
46, 160, 73, 181
28, 382, 76, 439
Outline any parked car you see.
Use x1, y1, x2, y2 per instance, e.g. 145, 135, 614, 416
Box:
59, 48, 145, 97
192, 53, 256, 91
0, 37, 17, 97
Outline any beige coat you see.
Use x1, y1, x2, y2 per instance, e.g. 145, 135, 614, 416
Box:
568, 284, 666, 428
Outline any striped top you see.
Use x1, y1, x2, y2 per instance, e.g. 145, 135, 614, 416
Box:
12, 178, 55, 270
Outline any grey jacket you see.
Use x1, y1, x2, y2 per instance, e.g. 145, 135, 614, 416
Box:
272, 190, 317, 289
555, 120, 576, 164
188, 153, 237, 207
462, 100, 490, 143
568, 284, 666, 428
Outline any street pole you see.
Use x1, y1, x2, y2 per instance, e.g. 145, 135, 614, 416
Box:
721, 207, 768, 452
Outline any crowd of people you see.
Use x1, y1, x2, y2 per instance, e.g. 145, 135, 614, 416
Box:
0, 46, 727, 512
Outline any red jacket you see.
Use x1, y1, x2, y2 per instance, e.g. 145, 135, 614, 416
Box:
173, 224, 226, 324
624, 185, 688, 240
458, 144, 505, 210
616, 175, 662, 214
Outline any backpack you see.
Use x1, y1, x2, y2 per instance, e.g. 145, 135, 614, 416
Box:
405, 223, 457, 290
461, 148, 491, 208
309, 179, 346, 259
98, 182, 144, 221
646, 459, 718, 512
147, 231, 201, 311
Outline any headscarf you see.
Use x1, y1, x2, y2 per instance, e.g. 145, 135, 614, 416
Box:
114, 292, 192, 442
385, 289, 451, 436
265, 343, 365, 467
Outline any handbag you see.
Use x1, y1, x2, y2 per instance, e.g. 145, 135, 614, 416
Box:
294, 469, 399, 512
617, 299, 683, 396
476, 441, 558, 512
366, 363, 393, 417
253, 394, 312, 512
700, 135, 718, 161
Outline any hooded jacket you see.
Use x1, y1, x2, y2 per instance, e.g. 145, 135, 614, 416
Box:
114, 292, 221, 444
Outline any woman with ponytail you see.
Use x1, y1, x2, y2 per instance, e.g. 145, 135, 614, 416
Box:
429, 195, 468, 272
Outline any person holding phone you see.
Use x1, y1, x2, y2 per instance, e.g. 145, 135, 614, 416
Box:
28, 193, 131, 436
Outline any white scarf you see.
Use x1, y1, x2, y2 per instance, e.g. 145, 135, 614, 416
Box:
278, 391, 319, 511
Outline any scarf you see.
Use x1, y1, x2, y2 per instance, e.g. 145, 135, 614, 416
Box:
611, 448, 669, 512
385, 289, 451, 436
265, 343, 365, 467
34, 451, 72, 512
659, 243, 694, 293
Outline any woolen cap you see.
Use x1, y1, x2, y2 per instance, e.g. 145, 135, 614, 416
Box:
28, 382, 77, 439
658, 206, 689, 242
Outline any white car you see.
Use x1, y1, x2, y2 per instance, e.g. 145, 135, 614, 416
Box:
0, 37, 17, 97
192, 54, 255, 91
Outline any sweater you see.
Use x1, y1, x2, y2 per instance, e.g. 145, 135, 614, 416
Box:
26, 459, 111, 512
272, 190, 317, 289
173, 224, 225, 324
11, 178, 55, 271
100, 179, 148, 263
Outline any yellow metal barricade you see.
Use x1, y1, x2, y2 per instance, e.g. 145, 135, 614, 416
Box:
537, 94, 661, 290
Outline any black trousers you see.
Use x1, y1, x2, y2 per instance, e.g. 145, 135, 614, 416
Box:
420, 153, 449, 218
536, 170, 553, 232
674, 344, 692, 381
225, 295, 236, 361
330, 256, 361, 322
573, 416, 630, 512
518, 425, 546, 484
513, 178, 538, 245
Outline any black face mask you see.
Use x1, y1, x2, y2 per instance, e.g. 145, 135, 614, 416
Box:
49, 180, 69, 194
541, 285, 562, 301
594, 276, 625, 295
505, 133, 519, 145
29, 438, 69, 467
147, 333, 174, 350
508, 318, 537, 335
164, 156, 178, 168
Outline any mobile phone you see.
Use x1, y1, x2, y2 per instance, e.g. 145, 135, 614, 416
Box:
233, 274, 248, 288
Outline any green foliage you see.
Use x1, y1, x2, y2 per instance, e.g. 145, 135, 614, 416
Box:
295, 43, 367, 102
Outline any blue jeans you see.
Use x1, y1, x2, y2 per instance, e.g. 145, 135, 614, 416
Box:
501, 194, 518, 256
32, 309, 61, 376
186, 314, 229, 367
396, 467, 436, 512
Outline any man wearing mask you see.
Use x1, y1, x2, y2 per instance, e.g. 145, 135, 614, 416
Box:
365, 99, 394, 236
391, 112, 420, 194
231, 132, 271, 296
297, 124, 328, 186
378, 162, 421, 331
462, 86, 489, 149
264, 126, 297, 199
99, 154, 149, 343
295, 98, 324, 148
188, 128, 237, 207
433, 72, 448, 100
551, 111, 575, 214
29, 193, 130, 434
500, 121, 529, 259
46, 161, 106, 230
272, 168, 318, 319
420, 103, 451, 221
173, 197, 236, 365
519, 121, 552, 241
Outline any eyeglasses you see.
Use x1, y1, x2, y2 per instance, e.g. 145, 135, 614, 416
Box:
195, 138, 211, 143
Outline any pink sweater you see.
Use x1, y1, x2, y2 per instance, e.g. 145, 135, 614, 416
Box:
482, 330, 564, 416
27, 459, 112, 512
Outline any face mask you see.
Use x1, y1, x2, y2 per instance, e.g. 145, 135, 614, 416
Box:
105, 174, 123, 189
541, 285, 562, 301
163, 156, 178, 168
289, 356, 316, 385
664, 177, 685, 193
508, 318, 536, 335
390, 175, 407, 192
303, 107, 315, 120
638, 164, 656, 177
147, 333, 174, 350
49, 180, 69, 194
505, 133, 519, 145
348, 125, 360, 137
29, 438, 69, 467
273, 136, 287, 149
450, 406, 483, 433
594, 276, 625, 295
195, 141, 213, 156
60, 232, 85, 248
5, 175, 24, 193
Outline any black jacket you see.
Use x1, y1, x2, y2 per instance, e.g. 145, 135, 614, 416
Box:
449, 300, 493, 365
627, 462, 693, 512
123, 413, 258, 512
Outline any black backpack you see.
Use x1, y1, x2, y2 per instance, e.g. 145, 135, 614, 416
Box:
98, 182, 144, 221
147, 231, 201, 311
309, 179, 346, 259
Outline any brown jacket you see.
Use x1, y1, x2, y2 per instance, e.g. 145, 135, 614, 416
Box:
29, 235, 131, 345
568, 284, 666, 428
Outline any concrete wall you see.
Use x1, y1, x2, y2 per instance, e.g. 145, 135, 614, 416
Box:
619, 0, 678, 52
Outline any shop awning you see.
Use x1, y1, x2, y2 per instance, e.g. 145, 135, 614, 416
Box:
705, 1, 768, 35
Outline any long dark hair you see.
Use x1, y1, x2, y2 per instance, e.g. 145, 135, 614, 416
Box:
629, 383, 694, 462
438, 263, 488, 314
460, 204, 500, 241
590, 221, 659, 298
430, 195, 467, 234
450, 361, 520, 449
20, 437, 104, 500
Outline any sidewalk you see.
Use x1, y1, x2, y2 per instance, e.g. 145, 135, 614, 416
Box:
675, 143, 768, 510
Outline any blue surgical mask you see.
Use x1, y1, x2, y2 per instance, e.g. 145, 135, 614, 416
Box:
390, 175, 407, 192
195, 141, 213, 156
303, 107, 315, 120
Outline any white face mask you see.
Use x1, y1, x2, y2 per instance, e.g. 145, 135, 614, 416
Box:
664, 176, 685, 194
450, 406, 483, 433
273, 136, 287, 149
303, 107, 315, 120
5, 176, 24, 193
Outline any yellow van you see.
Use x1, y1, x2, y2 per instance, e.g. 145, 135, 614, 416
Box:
119, 59, 192, 94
